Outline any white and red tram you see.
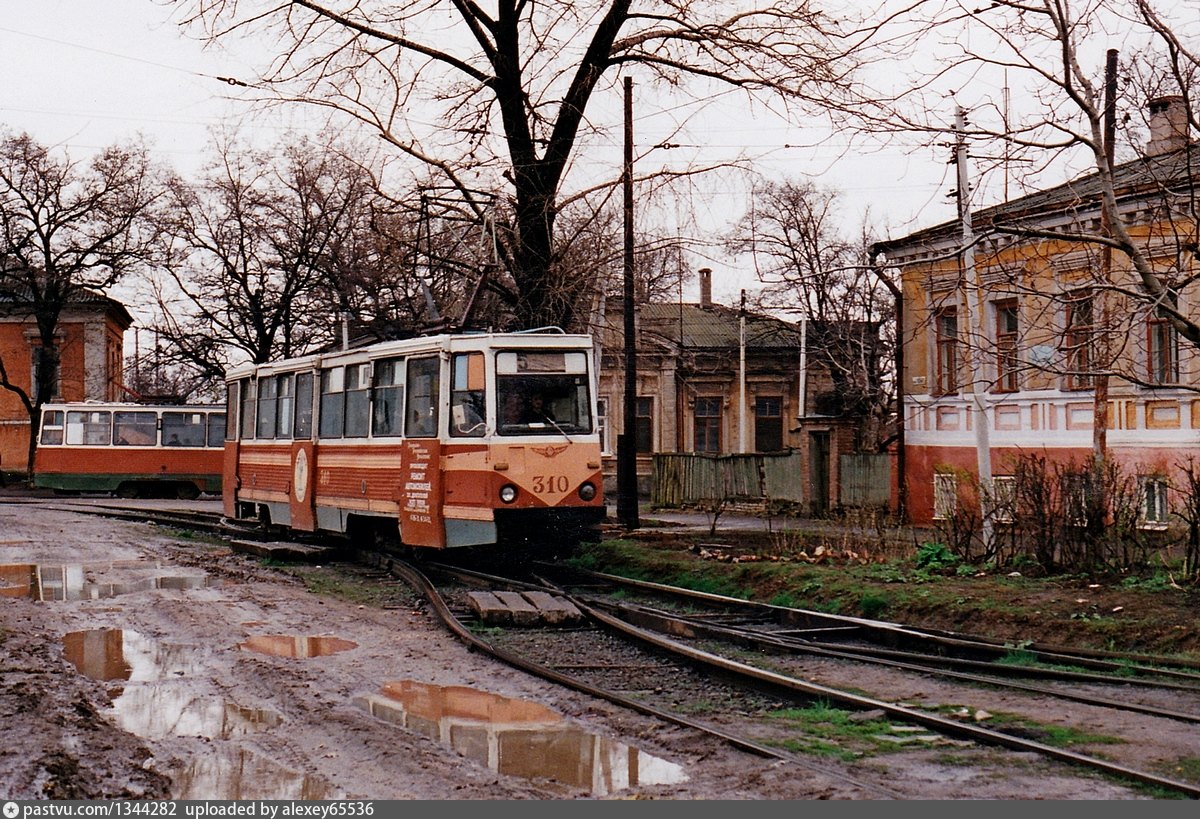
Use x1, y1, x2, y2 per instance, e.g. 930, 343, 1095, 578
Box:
223, 329, 607, 549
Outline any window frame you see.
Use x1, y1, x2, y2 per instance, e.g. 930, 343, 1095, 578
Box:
1147, 311, 1179, 386
693, 396, 722, 454
994, 299, 1019, 393
1063, 290, 1094, 391
754, 395, 784, 452
1138, 476, 1170, 530
935, 307, 959, 395
932, 473, 957, 521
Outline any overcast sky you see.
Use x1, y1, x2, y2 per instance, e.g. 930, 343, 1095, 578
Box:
0, 1, 958, 313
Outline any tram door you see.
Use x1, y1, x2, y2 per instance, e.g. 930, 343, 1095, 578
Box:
288, 372, 317, 531
223, 382, 244, 519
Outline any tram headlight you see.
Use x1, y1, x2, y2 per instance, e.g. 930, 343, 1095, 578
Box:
578, 482, 597, 501
499, 484, 518, 504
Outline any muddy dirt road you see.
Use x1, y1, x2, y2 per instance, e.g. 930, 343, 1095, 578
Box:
0, 498, 1179, 800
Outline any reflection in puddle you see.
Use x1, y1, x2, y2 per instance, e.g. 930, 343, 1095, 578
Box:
63, 629, 280, 739
171, 746, 343, 800
354, 680, 688, 796
238, 635, 358, 658
0, 562, 216, 601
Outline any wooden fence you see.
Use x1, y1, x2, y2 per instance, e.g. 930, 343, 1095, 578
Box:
651, 452, 804, 507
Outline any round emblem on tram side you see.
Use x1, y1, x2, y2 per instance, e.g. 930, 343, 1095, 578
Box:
294, 449, 309, 503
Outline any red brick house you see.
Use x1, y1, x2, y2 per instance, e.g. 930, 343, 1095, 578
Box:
0, 289, 132, 471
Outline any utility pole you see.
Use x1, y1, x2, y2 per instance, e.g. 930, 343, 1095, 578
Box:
739, 289, 747, 454
616, 76, 639, 530
955, 106, 995, 549
1093, 48, 1118, 469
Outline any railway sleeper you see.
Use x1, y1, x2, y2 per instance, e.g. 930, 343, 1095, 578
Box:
466, 589, 583, 627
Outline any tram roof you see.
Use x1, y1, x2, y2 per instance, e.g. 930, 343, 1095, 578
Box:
224, 330, 596, 380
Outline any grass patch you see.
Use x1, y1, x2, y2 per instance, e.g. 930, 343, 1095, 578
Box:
287, 564, 417, 608
761, 702, 930, 761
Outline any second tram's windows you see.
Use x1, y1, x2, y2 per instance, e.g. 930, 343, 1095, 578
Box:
163, 412, 208, 447
40, 410, 64, 445
66, 411, 112, 446
114, 411, 158, 447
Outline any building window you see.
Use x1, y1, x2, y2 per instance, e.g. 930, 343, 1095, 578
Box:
29, 346, 61, 401
933, 473, 957, 521
1147, 312, 1179, 385
694, 397, 722, 453
1064, 291, 1094, 390
635, 397, 654, 453
754, 396, 784, 452
596, 398, 610, 454
994, 299, 1019, 393
991, 475, 1016, 524
935, 307, 958, 395
1061, 473, 1089, 527
1139, 477, 1169, 530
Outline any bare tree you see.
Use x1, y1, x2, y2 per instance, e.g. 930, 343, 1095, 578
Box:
146, 133, 390, 390
174, 0, 858, 330
0, 131, 165, 472
731, 178, 895, 450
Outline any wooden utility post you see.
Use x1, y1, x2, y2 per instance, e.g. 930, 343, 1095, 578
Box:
616, 76, 639, 530
1093, 49, 1118, 469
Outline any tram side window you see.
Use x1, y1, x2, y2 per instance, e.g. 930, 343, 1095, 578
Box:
225, 383, 239, 440
406, 357, 439, 437
256, 377, 278, 439
66, 411, 111, 446
276, 374, 295, 439
450, 352, 486, 437
372, 358, 404, 437
162, 412, 207, 447
208, 413, 226, 448
114, 411, 157, 446
319, 367, 345, 438
40, 410, 64, 445
239, 378, 257, 440
344, 363, 370, 438
294, 372, 314, 439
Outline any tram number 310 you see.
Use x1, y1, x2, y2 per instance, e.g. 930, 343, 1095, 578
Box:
531, 474, 570, 494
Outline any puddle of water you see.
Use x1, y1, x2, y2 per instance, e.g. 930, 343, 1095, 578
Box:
0, 562, 216, 601
171, 746, 344, 800
354, 679, 688, 796
63, 629, 210, 681
63, 628, 281, 740
238, 635, 358, 658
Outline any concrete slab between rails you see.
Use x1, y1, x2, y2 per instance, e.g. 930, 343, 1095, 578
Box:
467, 589, 583, 627
228, 539, 337, 562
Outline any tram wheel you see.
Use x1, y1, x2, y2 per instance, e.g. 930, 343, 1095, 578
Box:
176, 482, 201, 500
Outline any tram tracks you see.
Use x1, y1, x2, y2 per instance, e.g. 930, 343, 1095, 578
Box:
407, 558, 1200, 798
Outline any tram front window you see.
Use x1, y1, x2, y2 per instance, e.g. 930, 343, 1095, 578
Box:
497, 375, 592, 434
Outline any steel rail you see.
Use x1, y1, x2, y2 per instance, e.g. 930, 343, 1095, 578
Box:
583, 596, 1200, 725
562, 591, 1200, 799
375, 553, 903, 799
552, 565, 1200, 681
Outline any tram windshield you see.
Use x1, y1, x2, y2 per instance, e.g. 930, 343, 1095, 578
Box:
495, 351, 593, 435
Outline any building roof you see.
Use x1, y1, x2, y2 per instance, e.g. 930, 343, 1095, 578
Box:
636, 302, 806, 351
0, 284, 133, 329
875, 143, 1200, 258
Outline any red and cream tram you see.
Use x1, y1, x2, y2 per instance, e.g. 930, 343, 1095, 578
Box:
223, 329, 606, 549
34, 402, 226, 498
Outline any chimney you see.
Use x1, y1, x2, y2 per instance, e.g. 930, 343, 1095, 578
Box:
1146, 95, 1190, 157
698, 267, 713, 309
